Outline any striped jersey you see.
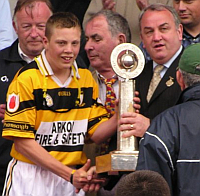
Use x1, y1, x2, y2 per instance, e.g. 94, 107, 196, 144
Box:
3, 50, 109, 166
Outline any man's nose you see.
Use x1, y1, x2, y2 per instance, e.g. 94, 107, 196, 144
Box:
30, 26, 39, 38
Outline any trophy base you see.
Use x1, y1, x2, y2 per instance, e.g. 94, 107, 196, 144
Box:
96, 151, 138, 174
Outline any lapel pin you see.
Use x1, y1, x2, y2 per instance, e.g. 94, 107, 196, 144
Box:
166, 76, 174, 87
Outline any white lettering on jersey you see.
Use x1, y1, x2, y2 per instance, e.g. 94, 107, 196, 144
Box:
35, 120, 88, 146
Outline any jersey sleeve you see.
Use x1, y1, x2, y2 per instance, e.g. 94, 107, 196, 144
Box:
3, 70, 36, 140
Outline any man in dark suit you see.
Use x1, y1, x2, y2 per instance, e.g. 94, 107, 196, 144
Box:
121, 4, 183, 138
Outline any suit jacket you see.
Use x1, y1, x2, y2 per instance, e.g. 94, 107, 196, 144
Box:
135, 50, 183, 120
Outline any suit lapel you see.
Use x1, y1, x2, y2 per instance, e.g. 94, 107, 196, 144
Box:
148, 49, 183, 104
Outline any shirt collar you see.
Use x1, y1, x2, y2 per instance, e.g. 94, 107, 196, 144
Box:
35, 49, 80, 79
96, 71, 118, 84
18, 43, 33, 63
183, 28, 200, 39
153, 45, 183, 69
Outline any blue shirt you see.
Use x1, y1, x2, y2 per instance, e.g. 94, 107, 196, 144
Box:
182, 29, 200, 48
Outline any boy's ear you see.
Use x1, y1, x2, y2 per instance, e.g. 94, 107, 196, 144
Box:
43, 36, 49, 49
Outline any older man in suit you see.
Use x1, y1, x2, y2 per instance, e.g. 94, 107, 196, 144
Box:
121, 4, 183, 138
84, 9, 143, 196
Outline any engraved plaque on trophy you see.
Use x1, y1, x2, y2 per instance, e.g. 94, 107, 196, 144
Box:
96, 43, 145, 173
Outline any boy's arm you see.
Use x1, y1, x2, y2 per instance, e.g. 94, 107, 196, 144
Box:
13, 137, 90, 189
91, 93, 142, 144
91, 113, 117, 144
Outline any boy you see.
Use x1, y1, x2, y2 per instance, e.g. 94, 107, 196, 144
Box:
2, 12, 118, 196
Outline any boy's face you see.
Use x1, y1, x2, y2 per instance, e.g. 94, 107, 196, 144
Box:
44, 26, 81, 76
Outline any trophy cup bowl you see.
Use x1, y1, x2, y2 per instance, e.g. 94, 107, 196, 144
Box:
96, 43, 145, 173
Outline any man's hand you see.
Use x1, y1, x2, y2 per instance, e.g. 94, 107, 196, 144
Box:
136, 0, 149, 10
74, 160, 106, 193
102, 0, 116, 11
82, 166, 106, 192
0, 104, 5, 123
133, 91, 141, 113
119, 112, 150, 138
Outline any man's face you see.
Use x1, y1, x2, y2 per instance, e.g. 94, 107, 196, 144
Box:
173, 0, 200, 29
13, 2, 52, 59
140, 9, 183, 64
44, 27, 81, 76
84, 15, 120, 72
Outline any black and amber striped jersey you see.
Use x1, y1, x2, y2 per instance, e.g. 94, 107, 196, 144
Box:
3, 50, 109, 166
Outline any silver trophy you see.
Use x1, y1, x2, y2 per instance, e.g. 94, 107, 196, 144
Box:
96, 43, 145, 173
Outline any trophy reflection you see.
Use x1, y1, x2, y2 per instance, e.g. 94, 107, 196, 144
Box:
96, 43, 145, 173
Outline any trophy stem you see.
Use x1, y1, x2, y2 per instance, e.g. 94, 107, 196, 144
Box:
95, 43, 145, 173
117, 79, 138, 152
95, 79, 139, 173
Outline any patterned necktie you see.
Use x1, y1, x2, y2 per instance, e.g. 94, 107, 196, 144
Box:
99, 76, 117, 154
147, 65, 164, 102
101, 77, 117, 115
